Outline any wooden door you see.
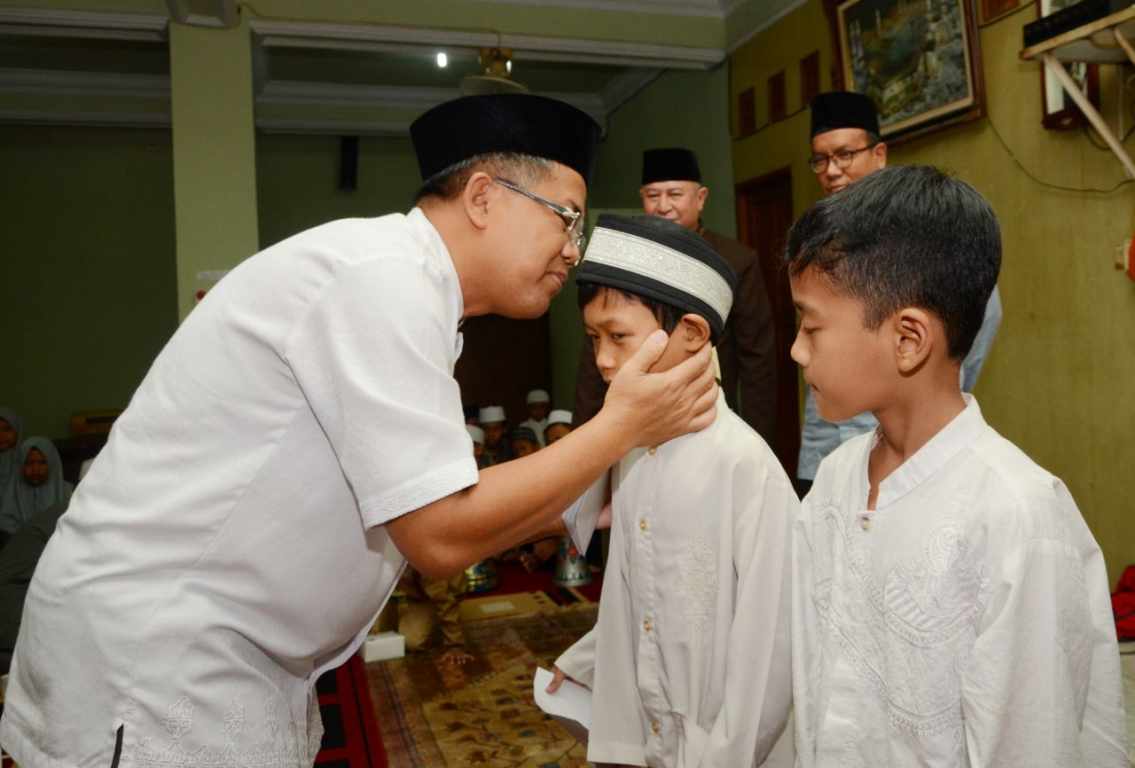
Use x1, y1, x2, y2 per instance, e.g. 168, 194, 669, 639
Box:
735, 169, 799, 477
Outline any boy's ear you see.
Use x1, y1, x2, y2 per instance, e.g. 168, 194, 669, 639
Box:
461, 172, 495, 231
892, 306, 934, 374
678, 314, 711, 352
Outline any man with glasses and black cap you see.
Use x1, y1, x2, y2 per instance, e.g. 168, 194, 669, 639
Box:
0, 94, 719, 767
796, 91, 1003, 496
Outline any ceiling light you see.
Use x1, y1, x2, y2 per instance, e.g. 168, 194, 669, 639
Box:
436, 52, 447, 68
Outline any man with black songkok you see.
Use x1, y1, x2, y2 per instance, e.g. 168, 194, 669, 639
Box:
1, 94, 719, 766
796, 91, 1003, 495
573, 148, 778, 446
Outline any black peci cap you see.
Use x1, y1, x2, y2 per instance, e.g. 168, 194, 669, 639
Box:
810, 91, 881, 138
641, 148, 702, 185
411, 93, 603, 185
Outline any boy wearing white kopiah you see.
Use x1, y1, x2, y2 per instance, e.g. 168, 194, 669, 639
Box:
521, 389, 552, 446
548, 214, 798, 768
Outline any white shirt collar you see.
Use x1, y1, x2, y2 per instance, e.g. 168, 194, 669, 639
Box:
863, 394, 988, 509
407, 206, 464, 322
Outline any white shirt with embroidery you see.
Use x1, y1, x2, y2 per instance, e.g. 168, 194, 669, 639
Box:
793, 395, 1128, 768
556, 393, 798, 768
0, 209, 478, 768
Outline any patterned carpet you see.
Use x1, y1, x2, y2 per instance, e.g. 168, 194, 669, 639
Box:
366, 599, 598, 768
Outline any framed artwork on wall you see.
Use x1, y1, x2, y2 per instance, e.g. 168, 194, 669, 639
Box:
824, 0, 986, 140
1038, 0, 1100, 130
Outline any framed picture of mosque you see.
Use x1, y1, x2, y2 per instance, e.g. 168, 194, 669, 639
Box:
826, 0, 986, 140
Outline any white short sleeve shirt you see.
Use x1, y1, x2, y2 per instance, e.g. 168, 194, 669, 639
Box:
0, 209, 479, 768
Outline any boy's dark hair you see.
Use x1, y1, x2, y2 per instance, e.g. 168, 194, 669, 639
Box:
577, 283, 684, 337
785, 165, 1000, 360
413, 151, 554, 204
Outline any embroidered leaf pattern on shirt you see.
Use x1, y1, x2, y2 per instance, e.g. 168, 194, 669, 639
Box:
677, 525, 717, 647
128, 694, 320, 767
811, 501, 992, 746
165, 696, 193, 741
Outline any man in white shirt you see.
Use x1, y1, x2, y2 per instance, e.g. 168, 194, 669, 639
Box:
787, 165, 1127, 766
0, 94, 719, 768
549, 213, 797, 768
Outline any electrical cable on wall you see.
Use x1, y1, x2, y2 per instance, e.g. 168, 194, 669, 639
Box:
986, 113, 1134, 193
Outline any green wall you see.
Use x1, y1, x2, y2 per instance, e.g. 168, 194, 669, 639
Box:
256, 134, 422, 247
0, 125, 178, 440
730, 0, 1135, 586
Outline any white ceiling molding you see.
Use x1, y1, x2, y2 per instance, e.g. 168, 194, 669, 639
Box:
259, 35, 481, 59
0, 67, 608, 125
0, 68, 170, 99
0, 108, 170, 128
599, 68, 663, 112
256, 117, 411, 136
462, 0, 726, 19
259, 81, 461, 111
726, 0, 810, 52
259, 79, 607, 124
251, 19, 724, 69
0, 8, 168, 42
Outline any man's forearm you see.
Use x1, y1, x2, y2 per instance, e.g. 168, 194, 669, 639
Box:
386, 410, 629, 578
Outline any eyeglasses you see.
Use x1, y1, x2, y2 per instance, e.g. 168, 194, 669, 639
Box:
492, 177, 586, 251
808, 144, 879, 174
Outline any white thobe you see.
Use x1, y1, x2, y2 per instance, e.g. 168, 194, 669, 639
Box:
520, 417, 549, 446
0, 209, 479, 767
557, 394, 798, 767
793, 395, 1128, 768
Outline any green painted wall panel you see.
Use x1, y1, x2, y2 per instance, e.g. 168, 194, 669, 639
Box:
0, 125, 178, 440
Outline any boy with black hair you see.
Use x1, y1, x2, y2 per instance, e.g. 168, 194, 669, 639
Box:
788, 165, 1127, 767
547, 213, 797, 768
508, 426, 540, 458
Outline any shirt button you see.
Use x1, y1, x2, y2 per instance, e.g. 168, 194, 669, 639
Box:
860, 517, 871, 531
639, 518, 647, 531
648, 446, 657, 455
643, 619, 652, 632
652, 721, 661, 734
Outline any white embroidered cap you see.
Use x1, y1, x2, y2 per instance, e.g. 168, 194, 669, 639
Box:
478, 405, 506, 424
578, 214, 737, 341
